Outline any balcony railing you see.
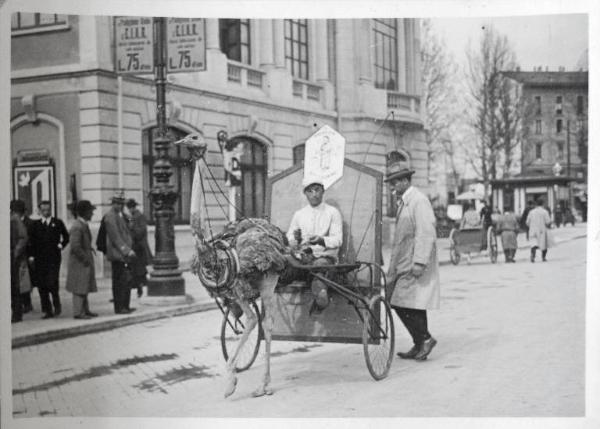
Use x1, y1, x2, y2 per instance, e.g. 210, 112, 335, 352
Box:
292, 78, 322, 103
387, 92, 421, 115
227, 61, 265, 89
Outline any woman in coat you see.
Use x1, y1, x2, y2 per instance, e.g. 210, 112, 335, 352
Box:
526, 198, 553, 262
497, 209, 519, 263
65, 200, 98, 319
386, 162, 440, 361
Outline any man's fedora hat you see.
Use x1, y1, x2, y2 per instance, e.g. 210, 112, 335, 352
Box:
75, 200, 96, 215
125, 198, 139, 209
110, 188, 126, 203
384, 161, 415, 182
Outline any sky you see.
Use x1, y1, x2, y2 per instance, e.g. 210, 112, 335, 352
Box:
430, 14, 588, 73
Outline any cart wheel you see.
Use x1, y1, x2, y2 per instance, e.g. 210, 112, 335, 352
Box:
221, 300, 262, 372
449, 229, 460, 265
362, 295, 395, 380
488, 227, 498, 264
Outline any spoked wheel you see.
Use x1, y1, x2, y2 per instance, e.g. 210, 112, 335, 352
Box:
449, 229, 460, 265
362, 295, 395, 380
488, 227, 498, 264
220, 300, 262, 372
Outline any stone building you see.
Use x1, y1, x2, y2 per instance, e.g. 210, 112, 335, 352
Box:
10, 14, 426, 274
492, 69, 588, 218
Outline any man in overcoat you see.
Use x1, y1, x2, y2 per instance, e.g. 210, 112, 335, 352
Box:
386, 162, 440, 361
103, 190, 136, 314
65, 200, 98, 319
125, 198, 153, 298
526, 198, 553, 262
497, 209, 519, 263
10, 200, 28, 323
28, 200, 69, 318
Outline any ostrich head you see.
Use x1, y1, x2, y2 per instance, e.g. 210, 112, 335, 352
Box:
174, 132, 207, 161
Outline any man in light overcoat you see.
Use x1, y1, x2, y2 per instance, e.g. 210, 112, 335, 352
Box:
65, 200, 98, 319
526, 197, 553, 262
386, 161, 440, 361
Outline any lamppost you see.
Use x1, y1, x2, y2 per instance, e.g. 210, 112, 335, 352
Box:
146, 17, 185, 297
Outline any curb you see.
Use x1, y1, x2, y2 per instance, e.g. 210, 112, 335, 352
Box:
438, 233, 586, 267
12, 301, 217, 349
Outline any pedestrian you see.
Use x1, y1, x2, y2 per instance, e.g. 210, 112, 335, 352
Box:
28, 200, 69, 319
11, 201, 35, 313
386, 161, 439, 361
526, 198, 553, 262
103, 189, 136, 314
479, 199, 493, 250
125, 198, 153, 298
65, 200, 98, 320
497, 208, 519, 263
10, 200, 28, 323
520, 200, 534, 240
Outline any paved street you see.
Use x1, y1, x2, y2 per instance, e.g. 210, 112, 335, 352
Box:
12, 235, 585, 418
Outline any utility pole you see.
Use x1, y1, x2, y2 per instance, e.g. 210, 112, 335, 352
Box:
566, 119, 573, 209
146, 17, 185, 297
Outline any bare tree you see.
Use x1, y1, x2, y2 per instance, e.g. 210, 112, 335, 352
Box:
420, 19, 462, 197
466, 26, 521, 195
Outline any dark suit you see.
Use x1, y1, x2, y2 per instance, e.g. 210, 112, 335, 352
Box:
103, 209, 134, 313
11, 213, 28, 321
21, 216, 36, 310
29, 217, 69, 315
128, 209, 153, 289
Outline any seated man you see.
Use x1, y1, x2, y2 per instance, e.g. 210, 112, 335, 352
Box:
286, 178, 343, 312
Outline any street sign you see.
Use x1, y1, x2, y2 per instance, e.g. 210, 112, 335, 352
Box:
166, 18, 206, 73
304, 125, 346, 190
115, 16, 154, 74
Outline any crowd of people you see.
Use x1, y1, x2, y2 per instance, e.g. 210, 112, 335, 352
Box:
9, 190, 152, 323
458, 197, 558, 264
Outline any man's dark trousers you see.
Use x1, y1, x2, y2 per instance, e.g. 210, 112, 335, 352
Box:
112, 261, 132, 312
37, 261, 61, 314
393, 306, 431, 345
11, 256, 22, 321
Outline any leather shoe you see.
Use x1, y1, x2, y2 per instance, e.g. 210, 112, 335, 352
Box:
415, 337, 437, 361
85, 311, 99, 318
397, 344, 420, 359
54, 306, 62, 316
74, 314, 91, 320
42, 313, 54, 319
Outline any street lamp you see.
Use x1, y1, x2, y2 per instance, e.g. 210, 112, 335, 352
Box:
146, 17, 185, 297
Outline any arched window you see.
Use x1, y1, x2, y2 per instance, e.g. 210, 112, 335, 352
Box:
232, 137, 267, 219
292, 144, 305, 165
142, 127, 194, 224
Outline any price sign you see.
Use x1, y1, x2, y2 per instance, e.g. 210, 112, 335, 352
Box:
166, 18, 206, 72
115, 16, 154, 74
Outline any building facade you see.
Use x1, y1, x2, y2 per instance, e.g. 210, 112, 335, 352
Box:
10, 14, 426, 274
492, 70, 588, 218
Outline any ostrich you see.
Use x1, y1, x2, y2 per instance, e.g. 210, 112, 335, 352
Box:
175, 133, 288, 398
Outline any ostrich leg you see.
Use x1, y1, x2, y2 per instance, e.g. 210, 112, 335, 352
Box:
224, 295, 258, 398
252, 272, 279, 397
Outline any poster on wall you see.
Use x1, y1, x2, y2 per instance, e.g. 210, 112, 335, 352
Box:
13, 165, 56, 218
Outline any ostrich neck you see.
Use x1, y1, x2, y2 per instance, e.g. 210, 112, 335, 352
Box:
190, 158, 209, 242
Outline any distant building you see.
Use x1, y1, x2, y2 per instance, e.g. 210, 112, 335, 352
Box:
10, 14, 426, 275
491, 70, 587, 218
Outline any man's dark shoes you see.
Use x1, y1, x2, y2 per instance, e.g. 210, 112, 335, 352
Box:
85, 311, 99, 318
54, 305, 62, 316
397, 344, 420, 359
415, 337, 437, 361
74, 314, 91, 320
12, 316, 22, 323
42, 313, 54, 319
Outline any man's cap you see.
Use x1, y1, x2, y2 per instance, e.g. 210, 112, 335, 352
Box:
75, 200, 96, 214
125, 198, 139, 208
110, 188, 126, 203
302, 177, 325, 191
384, 161, 415, 182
